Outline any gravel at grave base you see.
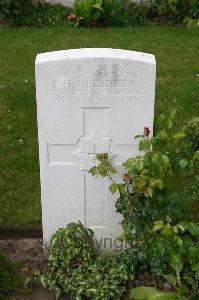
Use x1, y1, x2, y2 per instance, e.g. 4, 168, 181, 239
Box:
0, 238, 71, 299
0, 238, 47, 273
12, 284, 60, 300
12, 285, 73, 300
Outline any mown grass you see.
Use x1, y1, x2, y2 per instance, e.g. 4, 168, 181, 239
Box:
0, 26, 198, 230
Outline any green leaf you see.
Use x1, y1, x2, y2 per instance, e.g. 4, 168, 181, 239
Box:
135, 134, 144, 139
123, 158, 135, 169
139, 140, 151, 152
166, 118, 173, 129
189, 117, 199, 125
170, 108, 177, 120
187, 222, 199, 236
146, 187, 153, 198
93, 3, 103, 10
188, 246, 199, 258
130, 286, 158, 299
150, 292, 176, 300
157, 179, 163, 189
155, 130, 168, 140
177, 224, 184, 232
161, 226, 170, 236
117, 183, 126, 195
109, 165, 117, 173
170, 254, 183, 274
40, 275, 46, 288
135, 160, 144, 172
188, 160, 194, 168
176, 237, 183, 247
92, 10, 101, 21
191, 263, 199, 271
193, 150, 199, 160
109, 183, 118, 194
179, 159, 188, 168
173, 131, 186, 140
161, 155, 170, 168
89, 166, 98, 176
153, 220, 164, 231
152, 153, 161, 167
98, 164, 107, 177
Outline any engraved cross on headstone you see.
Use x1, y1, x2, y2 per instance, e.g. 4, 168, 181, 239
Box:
73, 131, 116, 172
48, 107, 117, 170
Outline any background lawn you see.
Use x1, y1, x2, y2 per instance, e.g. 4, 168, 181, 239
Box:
0, 26, 199, 230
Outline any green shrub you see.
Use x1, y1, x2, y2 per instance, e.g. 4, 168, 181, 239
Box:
90, 111, 199, 298
73, 0, 104, 27
0, 0, 72, 27
0, 250, 25, 299
148, 219, 199, 298
125, 1, 151, 25
30, 111, 199, 299
0, 0, 20, 24
152, 0, 199, 23
13, 3, 72, 27
90, 112, 199, 243
71, 0, 150, 27
33, 222, 132, 299
102, 0, 132, 26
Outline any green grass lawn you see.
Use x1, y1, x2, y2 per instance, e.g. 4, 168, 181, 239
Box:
0, 26, 199, 230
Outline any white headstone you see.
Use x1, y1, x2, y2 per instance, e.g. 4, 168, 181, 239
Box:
35, 48, 156, 252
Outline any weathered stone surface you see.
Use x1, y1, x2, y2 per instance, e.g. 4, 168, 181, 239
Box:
35, 48, 156, 252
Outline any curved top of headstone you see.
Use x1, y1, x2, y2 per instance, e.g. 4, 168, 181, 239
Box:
36, 48, 155, 65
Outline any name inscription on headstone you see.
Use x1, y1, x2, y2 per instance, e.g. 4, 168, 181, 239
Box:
47, 69, 140, 104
